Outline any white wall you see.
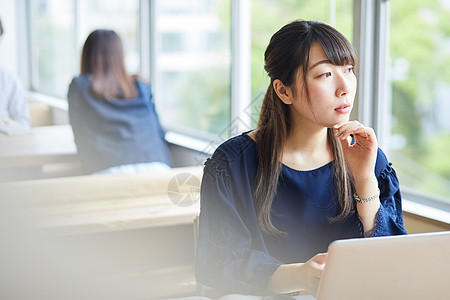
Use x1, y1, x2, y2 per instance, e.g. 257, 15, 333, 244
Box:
0, 0, 21, 76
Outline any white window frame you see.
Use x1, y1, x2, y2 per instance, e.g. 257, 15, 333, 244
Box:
353, 0, 390, 148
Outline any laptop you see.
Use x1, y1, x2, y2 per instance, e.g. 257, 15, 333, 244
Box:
316, 231, 450, 300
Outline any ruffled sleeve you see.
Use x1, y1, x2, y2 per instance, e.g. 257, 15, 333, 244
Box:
369, 149, 408, 237
195, 148, 283, 295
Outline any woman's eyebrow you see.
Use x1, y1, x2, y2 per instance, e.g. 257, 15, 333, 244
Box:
309, 59, 332, 70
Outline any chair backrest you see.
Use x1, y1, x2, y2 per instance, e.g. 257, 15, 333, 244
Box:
192, 215, 225, 298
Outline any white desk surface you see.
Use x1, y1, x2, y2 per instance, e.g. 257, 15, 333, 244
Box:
0, 124, 77, 168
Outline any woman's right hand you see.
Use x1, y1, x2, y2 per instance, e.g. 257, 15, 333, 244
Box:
267, 252, 327, 296
299, 252, 327, 296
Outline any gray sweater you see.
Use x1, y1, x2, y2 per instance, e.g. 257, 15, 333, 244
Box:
68, 75, 172, 174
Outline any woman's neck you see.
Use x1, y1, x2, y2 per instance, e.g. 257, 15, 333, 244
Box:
282, 123, 333, 171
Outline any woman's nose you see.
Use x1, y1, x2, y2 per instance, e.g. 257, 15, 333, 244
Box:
335, 73, 351, 97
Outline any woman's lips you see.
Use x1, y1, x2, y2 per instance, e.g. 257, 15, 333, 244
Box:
334, 104, 351, 114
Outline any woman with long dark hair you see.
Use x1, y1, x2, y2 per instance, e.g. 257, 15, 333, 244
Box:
195, 20, 406, 297
68, 29, 172, 174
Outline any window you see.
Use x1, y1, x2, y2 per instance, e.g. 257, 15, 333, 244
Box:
28, 0, 140, 99
78, 0, 140, 74
29, 0, 76, 97
152, 0, 232, 140
23, 0, 450, 216
389, 0, 450, 204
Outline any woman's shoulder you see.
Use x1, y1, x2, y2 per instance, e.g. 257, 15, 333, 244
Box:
68, 75, 93, 103
69, 74, 91, 89
133, 77, 151, 98
0, 66, 14, 78
205, 132, 256, 174
134, 76, 151, 88
0, 66, 22, 85
213, 132, 256, 159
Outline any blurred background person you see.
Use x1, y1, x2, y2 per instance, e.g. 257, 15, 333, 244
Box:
68, 29, 172, 174
0, 17, 30, 129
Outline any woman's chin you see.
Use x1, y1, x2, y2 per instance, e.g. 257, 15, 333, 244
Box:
329, 116, 351, 127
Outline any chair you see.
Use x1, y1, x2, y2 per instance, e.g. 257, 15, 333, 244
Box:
193, 215, 223, 299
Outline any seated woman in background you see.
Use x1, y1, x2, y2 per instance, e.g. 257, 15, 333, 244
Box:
68, 29, 172, 174
195, 20, 407, 297
0, 17, 30, 129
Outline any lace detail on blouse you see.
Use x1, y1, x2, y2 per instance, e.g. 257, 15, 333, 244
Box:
203, 151, 232, 180
369, 160, 407, 237
379, 162, 394, 179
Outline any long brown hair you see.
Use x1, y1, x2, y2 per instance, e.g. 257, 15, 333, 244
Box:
80, 29, 137, 100
0, 17, 4, 36
254, 20, 356, 235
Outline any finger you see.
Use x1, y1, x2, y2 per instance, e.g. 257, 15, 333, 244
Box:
353, 131, 378, 151
310, 253, 327, 279
334, 121, 364, 140
353, 127, 377, 145
333, 120, 360, 130
333, 122, 356, 140
310, 261, 326, 279
353, 127, 371, 136
312, 253, 328, 265
336, 124, 377, 150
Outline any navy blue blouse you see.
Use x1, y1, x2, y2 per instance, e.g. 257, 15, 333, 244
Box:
195, 133, 407, 295
68, 75, 172, 174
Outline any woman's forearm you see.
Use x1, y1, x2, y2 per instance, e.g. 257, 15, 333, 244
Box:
353, 176, 380, 235
267, 263, 305, 294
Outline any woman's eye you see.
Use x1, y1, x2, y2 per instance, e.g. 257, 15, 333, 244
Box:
346, 66, 355, 73
319, 72, 332, 78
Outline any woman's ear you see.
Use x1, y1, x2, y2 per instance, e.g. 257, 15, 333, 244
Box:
273, 79, 293, 105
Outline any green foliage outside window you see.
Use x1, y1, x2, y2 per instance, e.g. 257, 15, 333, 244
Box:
390, 0, 450, 201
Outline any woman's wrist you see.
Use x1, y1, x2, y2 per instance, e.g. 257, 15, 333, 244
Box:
267, 253, 326, 296
354, 189, 380, 203
267, 263, 306, 294
353, 175, 380, 234
353, 176, 378, 200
